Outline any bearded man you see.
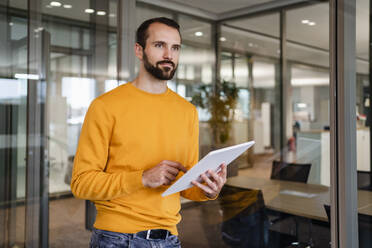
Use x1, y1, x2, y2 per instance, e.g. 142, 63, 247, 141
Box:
71, 17, 227, 248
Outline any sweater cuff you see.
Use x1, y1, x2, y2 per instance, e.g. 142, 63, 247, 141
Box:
120, 170, 145, 195
206, 193, 219, 201
197, 187, 219, 201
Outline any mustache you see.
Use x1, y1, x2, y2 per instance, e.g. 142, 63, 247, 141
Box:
156, 60, 175, 68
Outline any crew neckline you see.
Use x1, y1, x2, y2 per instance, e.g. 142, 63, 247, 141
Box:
126, 82, 170, 97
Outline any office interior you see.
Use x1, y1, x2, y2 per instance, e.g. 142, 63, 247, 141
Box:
0, 0, 370, 247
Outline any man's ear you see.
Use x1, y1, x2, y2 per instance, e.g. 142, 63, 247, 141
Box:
134, 43, 143, 60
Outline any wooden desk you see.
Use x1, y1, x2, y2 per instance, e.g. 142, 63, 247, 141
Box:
226, 176, 372, 221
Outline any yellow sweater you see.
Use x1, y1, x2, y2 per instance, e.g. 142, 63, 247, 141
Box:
71, 82, 209, 235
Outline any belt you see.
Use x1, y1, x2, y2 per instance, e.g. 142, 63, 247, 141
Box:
135, 229, 170, 240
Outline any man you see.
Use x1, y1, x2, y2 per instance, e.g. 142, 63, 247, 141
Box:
71, 17, 227, 248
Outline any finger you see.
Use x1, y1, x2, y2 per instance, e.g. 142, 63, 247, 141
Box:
164, 165, 180, 176
191, 180, 214, 195
201, 173, 218, 192
164, 172, 176, 182
163, 177, 172, 185
208, 170, 223, 187
163, 161, 187, 173
218, 164, 227, 179
161, 160, 180, 166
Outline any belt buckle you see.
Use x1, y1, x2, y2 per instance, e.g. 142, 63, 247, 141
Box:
145, 229, 169, 239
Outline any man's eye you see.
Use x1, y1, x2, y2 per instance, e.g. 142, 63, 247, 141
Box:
155, 43, 163, 48
172, 46, 180, 51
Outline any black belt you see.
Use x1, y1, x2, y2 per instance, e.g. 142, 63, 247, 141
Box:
135, 229, 170, 240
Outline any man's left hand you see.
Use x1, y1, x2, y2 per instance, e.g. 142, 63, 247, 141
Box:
191, 163, 227, 199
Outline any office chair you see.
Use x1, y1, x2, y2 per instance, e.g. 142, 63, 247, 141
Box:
219, 185, 270, 248
270, 161, 312, 183
324, 204, 372, 248
269, 161, 313, 247
357, 171, 372, 191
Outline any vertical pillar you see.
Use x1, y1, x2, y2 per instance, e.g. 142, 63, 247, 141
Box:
117, 0, 136, 82
26, 1, 49, 247
330, 0, 358, 247
279, 10, 288, 161
90, 0, 109, 95
369, 0, 372, 172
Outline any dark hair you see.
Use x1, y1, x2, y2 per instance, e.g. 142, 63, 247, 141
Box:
136, 17, 181, 48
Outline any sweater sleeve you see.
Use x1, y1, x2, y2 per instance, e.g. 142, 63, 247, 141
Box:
70, 98, 144, 201
180, 107, 217, 201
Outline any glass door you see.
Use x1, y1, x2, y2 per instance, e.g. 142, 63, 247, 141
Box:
41, 0, 119, 246
0, 0, 28, 246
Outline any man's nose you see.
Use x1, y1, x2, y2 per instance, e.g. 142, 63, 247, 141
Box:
163, 48, 173, 60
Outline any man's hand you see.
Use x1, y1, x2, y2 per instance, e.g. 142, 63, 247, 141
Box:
142, 160, 187, 188
191, 163, 227, 199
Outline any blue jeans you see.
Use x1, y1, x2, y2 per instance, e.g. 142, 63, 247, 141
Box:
90, 228, 181, 248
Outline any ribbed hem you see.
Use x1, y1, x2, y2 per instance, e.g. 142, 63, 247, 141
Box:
94, 210, 178, 235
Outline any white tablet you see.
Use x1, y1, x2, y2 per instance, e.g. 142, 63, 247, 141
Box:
162, 141, 255, 197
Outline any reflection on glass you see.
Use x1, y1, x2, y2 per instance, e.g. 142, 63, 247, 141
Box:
210, 6, 332, 247
222, 13, 280, 59
179, 14, 212, 46
178, 44, 214, 85
219, 186, 269, 247
221, 52, 233, 82
41, 0, 119, 246
0, 0, 28, 246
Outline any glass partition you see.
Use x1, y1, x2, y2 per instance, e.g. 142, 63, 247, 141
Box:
40, 0, 119, 246
0, 0, 361, 247
0, 0, 28, 246
195, 5, 332, 247
356, 0, 372, 247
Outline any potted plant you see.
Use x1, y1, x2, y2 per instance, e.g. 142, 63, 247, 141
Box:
191, 80, 240, 176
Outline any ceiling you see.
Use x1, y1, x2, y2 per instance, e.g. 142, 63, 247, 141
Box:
6, 0, 370, 72
162, 0, 276, 15
178, 0, 369, 69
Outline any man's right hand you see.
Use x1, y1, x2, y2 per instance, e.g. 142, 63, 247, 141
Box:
142, 160, 187, 188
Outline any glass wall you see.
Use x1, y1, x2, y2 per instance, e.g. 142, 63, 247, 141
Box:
356, 0, 372, 247
221, 13, 280, 173
0, 0, 119, 246
43, 0, 119, 246
0, 0, 366, 247
0, 1, 28, 246
213, 3, 332, 247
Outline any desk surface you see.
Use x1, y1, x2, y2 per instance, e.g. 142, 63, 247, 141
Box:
226, 176, 372, 221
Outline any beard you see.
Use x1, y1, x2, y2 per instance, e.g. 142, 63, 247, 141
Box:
143, 52, 177, 80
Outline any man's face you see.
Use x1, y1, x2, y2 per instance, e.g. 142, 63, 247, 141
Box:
139, 23, 181, 81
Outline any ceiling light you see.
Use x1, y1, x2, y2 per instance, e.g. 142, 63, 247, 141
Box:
9, 22, 13, 26
194, 31, 203, 37
14, 73, 40, 80
85, 9, 95, 13
297, 103, 307, 108
308, 22, 316, 26
301, 19, 309, 24
109, 13, 116, 18
220, 37, 226, 42
63, 4, 72, 8
97, 11, 106, 16
50, 1, 62, 7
